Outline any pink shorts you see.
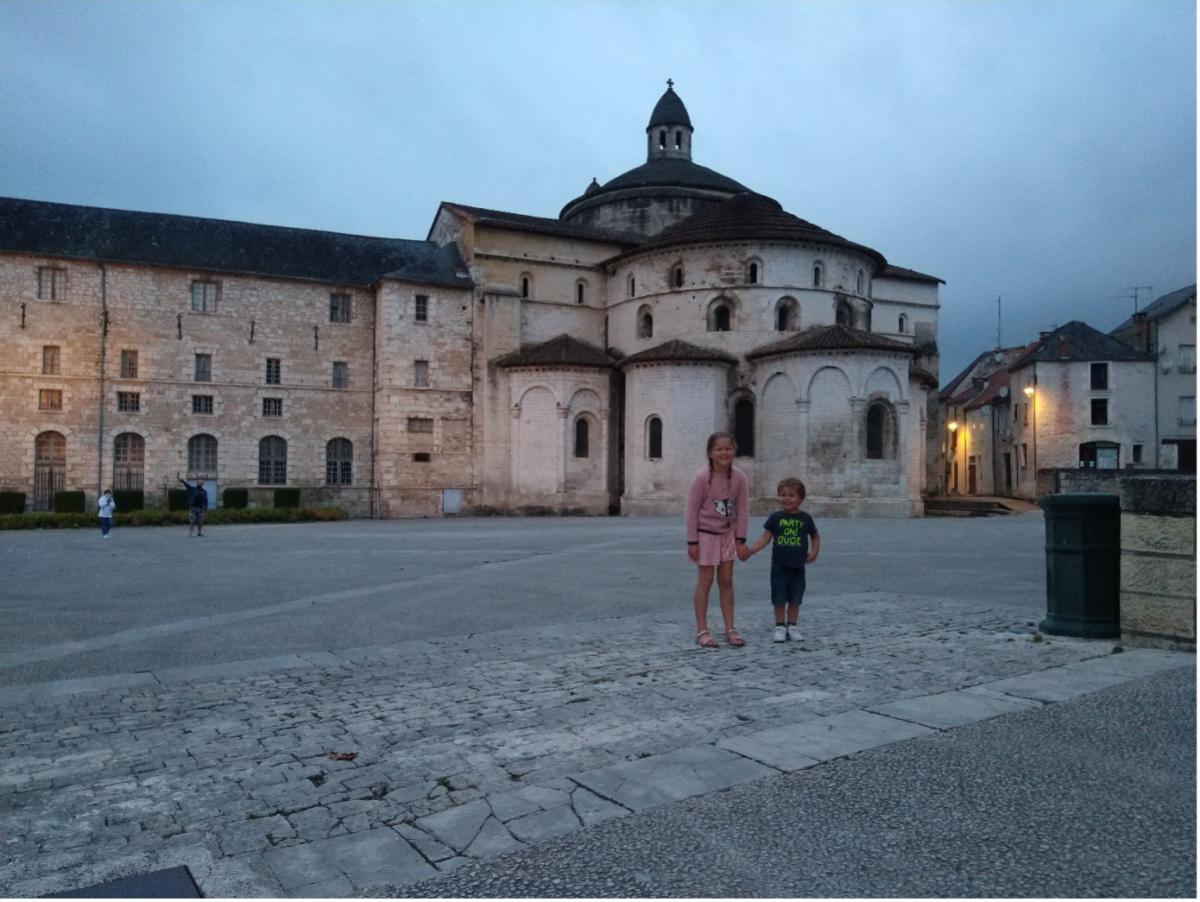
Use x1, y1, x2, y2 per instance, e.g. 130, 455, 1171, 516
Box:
694, 531, 736, 567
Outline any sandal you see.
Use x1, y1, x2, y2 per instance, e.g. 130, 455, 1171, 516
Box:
724, 628, 746, 648
695, 630, 719, 649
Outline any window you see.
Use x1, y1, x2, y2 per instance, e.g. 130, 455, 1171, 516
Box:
658, 129, 666, 149
1079, 441, 1119, 469
898, 314, 908, 334
117, 391, 140, 412
1090, 398, 1109, 426
672, 265, 684, 288
675, 129, 682, 149
775, 298, 798, 332
813, 263, 823, 288
413, 452, 431, 462
520, 275, 530, 299
628, 275, 635, 298
414, 360, 429, 388
329, 292, 352, 324
325, 437, 353, 485
191, 280, 218, 313
1180, 395, 1196, 426
37, 266, 65, 300
576, 282, 586, 305
332, 361, 348, 389
856, 270, 864, 295
1090, 362, 1108, 390
258, 436, 287, 485
1021, 443, 1028, 467
710, 304, 731, 332
1133, 444, 1144, 464
262, 397, 283, 417
734, 399, 754, 457
647, 416, 663, 460
188, 434, 218, 475
1179, 344, 1195, 373
574, 418, 589, 458
192, 395, 214, 414
194, 353, 212, 382
120, 349, 138, 379
1013, 402, 1020, 426
414, 294, 428, 322
747, 261, 759, 284
265, 358, 281, 385
866, 402, 895, 460
408, 417, 434, 433
836, 300, 853, 327
39, 389, 63, 411
113, 433, 145, 491
638, 306, 654, 339
42, 346, 60, 375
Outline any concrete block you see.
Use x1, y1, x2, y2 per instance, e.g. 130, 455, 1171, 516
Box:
1120, 555, 1195, 599
866, 689, 1040, 729
1119, 592, 1196, 641
1120, 513, 1196, 556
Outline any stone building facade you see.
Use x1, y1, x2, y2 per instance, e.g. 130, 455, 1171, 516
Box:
0, 84, 942, 518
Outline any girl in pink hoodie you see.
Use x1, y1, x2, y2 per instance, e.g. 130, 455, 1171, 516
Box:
685, 432, 749, 648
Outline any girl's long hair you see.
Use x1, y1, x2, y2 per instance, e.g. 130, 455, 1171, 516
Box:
706, 431, 736, 487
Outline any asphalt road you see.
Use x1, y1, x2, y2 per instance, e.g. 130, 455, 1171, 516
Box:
2, 513, 1047, 686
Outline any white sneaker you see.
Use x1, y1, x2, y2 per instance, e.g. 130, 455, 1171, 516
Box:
773, 625, 787, 643
103, 534, 110, 540
786, 625, 803, 641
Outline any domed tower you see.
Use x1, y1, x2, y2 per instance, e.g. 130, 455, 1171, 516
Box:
560, 81, 749, 239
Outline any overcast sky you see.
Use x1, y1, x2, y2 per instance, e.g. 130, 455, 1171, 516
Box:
2, 0, 1194, 380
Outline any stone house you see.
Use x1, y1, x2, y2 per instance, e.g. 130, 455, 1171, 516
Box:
0, 83, 943, 517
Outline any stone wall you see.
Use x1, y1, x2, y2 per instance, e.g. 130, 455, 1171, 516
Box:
1118, 475, 1195, 649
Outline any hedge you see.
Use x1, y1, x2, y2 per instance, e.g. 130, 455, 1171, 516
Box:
274, 487, 301, 509
111, 489, 144, 511
223, 487, 249, 509
53, 491, 86, 513
0, 492, 25, 514
0, 506, 346, 530
167, 489, 189, 511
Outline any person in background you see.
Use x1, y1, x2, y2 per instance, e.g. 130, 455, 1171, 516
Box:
97, 488, 116, 539
177, 473, 208, 537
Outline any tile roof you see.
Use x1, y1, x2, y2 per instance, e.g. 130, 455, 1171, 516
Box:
493, 334, 616, 369
0, 196, 473, 288
1008, 320, 1154, 370
618, 339, 738, 367
746, 324, 915, 360
878, 264, 945, 285
964, 367, 1012, 411
622, 193, 887, 268
439, 202, 637, 245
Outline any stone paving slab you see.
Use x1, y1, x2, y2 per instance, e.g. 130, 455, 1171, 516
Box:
1061, 647, 1189, 678
262, 828, 436, 893
718, 709, 936, 769
865, 688, 1042, 729
971, 664, 1138, 703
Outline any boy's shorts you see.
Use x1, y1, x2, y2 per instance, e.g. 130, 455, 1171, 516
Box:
770, 567, 806, 606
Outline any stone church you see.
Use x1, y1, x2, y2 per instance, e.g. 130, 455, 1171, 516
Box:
0, 83, 942, 518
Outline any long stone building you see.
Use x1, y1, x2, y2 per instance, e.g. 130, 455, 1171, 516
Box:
0, 83, 943, 518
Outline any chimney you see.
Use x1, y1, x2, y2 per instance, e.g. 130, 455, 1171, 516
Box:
1133, 311, 1149, 354
1057, 336, 1069, 358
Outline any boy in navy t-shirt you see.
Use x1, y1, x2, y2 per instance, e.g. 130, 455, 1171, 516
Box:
742, 478, 820, 642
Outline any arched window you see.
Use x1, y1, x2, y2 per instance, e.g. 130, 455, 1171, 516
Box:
866, 402, 896, 460
813, 263, 824, 288
258, 435, 287, 485
574, 418, 589, 458
187, 434, 218, 476
638, 306, 654, 339
325, 437, 353, 485
33, 431, 66, 511
113, 432, 144, 491
628, 275, 636, 298
775, 297, 798, 332
576, 281, 586, 305
898, 313, 908, 334
675, 129, 682, 149
710, 304, 731, 332
672, 265, 683, 288
748, 261, 759, 284
647, 416, 663, 460
659, 129, 666, 149
856, 270, 864, 295
734, 399, 755, 457
520, 275, 531, 299
836, 300, 853, 327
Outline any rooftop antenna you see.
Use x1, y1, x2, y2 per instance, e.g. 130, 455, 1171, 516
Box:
1129, 285, 1153, 314
996, 295, 1002, 348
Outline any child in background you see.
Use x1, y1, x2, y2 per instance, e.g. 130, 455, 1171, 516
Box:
743, 478, 820, 641
97, 489, 116, 539
685, 432, 750, 648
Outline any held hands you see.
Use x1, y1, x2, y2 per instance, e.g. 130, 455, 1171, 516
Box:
736, 543, 752, 562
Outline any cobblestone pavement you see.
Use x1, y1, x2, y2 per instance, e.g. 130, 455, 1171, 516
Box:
1, 584, 1181, 897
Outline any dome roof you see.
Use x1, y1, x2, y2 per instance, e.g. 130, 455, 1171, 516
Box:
648, 84, 692, 129
627, 192, 888, 268
601, 157, 749, 195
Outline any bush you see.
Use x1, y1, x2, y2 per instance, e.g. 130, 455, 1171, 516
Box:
53, 491, 86, 513
223, 487, 249, 509
1, 506, 345, 530
111, 489, 144, 511
167, 489, 189, 511
0, 492, 25, 514
273, 487, 301, 509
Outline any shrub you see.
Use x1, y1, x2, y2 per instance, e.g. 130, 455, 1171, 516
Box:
111, 489, 144, 511
1, 506, 344, 530
0, 492, 25, 514
53, 491, 86, 513
274, 487, 301, 509
223, 487, 249, 509
167, 489, 189, 511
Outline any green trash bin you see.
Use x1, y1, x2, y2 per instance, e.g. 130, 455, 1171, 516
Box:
1037, 493, 1120, 638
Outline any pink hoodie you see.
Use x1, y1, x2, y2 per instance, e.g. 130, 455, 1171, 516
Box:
685, 465, 749, 544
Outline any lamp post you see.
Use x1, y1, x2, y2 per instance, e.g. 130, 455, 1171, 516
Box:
1024, 380, 1036, 498
947, 419, 959, 493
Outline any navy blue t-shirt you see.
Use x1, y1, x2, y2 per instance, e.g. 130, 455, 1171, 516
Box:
762, 510, 818, 570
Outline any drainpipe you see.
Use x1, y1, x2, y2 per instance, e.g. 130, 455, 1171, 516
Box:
369, 287, 378, 519
97, 262, 108, 496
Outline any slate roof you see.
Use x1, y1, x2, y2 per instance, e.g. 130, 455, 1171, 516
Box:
493, 334, 616, 369
878, 264, 945, 285
909, 366, 940, 389
1008, 320, 1154, 370
964, 367, 1012, 411
0, 196, 473, 289
437, 202, 637, 245
939, 345, 1029, 402
1110, 283, 1197, 334
618, 339, 737, 367
746, 324, 915, 360
647, 85, 692, 128
623, 193, 888, 268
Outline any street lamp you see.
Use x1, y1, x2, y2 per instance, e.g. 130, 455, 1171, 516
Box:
1023, 380, 1037, 496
